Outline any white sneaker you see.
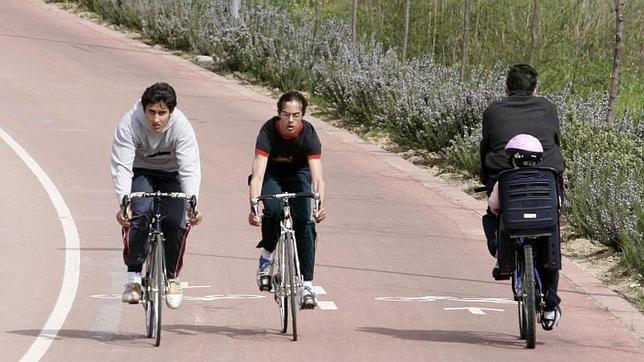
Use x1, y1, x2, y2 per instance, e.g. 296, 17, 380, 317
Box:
299, 285, 317, 310
122, 282, 142, 304
166, 279, 183, 310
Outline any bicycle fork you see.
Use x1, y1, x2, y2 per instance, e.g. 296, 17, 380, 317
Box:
513, 244, 545, 311
278, 208, 303, 297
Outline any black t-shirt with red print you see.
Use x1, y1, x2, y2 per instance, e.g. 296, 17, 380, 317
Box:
255, 117, 321, 173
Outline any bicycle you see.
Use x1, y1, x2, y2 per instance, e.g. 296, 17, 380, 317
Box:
485, 167, 561, 349
251, 192, 320, 341
121, 191, 196, 347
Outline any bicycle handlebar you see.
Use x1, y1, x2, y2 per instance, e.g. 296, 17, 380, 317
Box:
121, 191, 197, 219
474, 186, 488, 193
250, 192, 321, 217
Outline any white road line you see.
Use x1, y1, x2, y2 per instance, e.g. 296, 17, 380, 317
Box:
0, 127, 80, 362
317, 301, 338, 310
312, 285, 327, 295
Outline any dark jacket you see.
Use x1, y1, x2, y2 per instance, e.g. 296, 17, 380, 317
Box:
480, 90, 565, 185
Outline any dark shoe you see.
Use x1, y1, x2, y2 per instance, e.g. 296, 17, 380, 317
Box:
492, 261, 511, 280
541, 305, 561, 330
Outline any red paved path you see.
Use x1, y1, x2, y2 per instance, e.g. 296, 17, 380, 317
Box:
0, 1, 641, 361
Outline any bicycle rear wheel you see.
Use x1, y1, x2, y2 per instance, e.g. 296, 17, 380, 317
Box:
286, 233, 298, 341
514, 254, 527, 340
522, 244, 536, 349
150, 235, 164, 346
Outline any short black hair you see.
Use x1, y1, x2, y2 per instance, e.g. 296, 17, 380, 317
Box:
277, 90, 308, 116
141, 82, 177, 112
506, 64, 538, 92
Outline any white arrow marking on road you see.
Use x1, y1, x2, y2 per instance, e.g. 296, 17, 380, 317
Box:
444, 307, 505, 315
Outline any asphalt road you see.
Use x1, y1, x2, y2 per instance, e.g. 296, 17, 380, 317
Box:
0, 1, 642, 361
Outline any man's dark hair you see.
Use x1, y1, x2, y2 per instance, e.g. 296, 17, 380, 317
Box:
506, 64, 538, 92
141, 82, 177, 111
277, 90, 308, 116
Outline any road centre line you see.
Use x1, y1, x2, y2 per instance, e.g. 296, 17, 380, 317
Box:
0, 127, 80, 362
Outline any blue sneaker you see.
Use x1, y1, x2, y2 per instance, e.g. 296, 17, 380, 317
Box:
256, 256, 273, 291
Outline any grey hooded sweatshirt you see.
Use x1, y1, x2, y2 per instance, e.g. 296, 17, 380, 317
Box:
111, 100, 201, 203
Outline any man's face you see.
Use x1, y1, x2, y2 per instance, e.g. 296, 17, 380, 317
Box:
278, 100, 303, 136
144, 102, 171, 133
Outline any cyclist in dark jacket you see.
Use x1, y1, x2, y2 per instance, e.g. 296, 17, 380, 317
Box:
480, 64, 563, 330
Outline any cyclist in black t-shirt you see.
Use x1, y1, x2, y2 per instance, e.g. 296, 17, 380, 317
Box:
248, 91, 327, 309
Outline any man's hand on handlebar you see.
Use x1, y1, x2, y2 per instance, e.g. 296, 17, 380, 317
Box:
248, 198, 261, 226
248, 212, 261, 227
187, 208, 204, 226
313, 207, 327, 223
116, 206, 131, 227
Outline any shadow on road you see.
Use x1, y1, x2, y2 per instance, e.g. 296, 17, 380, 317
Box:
356, 327, 528, 349
8, 325, 286, 345
7, 329, 150, 347
163, 324, 287, 341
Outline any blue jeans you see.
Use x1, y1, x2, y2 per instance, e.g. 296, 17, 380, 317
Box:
257, 169, 317, 281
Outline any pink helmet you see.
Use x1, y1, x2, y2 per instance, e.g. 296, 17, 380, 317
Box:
505, 134, 543, 167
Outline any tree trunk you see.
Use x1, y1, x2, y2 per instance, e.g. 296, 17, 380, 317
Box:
607, 0, 625, 123
527, 0, 539, 65
431, 0, 438, 59
352, 0, 358, 44
402, 0, 410, 61
230, 0, 241, 19
460, 0, 469, 80
313, 0, 321, 41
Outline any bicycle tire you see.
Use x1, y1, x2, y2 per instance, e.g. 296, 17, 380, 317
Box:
152, 235, 164, 347
276, 239, 288, 334
523, 244, 536, 349
514, 253, 527, 340
144, 261, 154, 338
286, 233, 298, 341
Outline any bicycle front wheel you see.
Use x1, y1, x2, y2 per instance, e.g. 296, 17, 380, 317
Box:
286, 233, 298, 341
522, 244, 536, 349
275, 240, 288, 334
144, 262, 154, 338
151, 235, 164, 346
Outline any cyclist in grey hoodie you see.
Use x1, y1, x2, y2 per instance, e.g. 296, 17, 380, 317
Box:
111, 82, 203, 310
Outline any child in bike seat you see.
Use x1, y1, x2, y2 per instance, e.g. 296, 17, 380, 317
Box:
487, 134, 543, 215
488, 133, 562, 330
